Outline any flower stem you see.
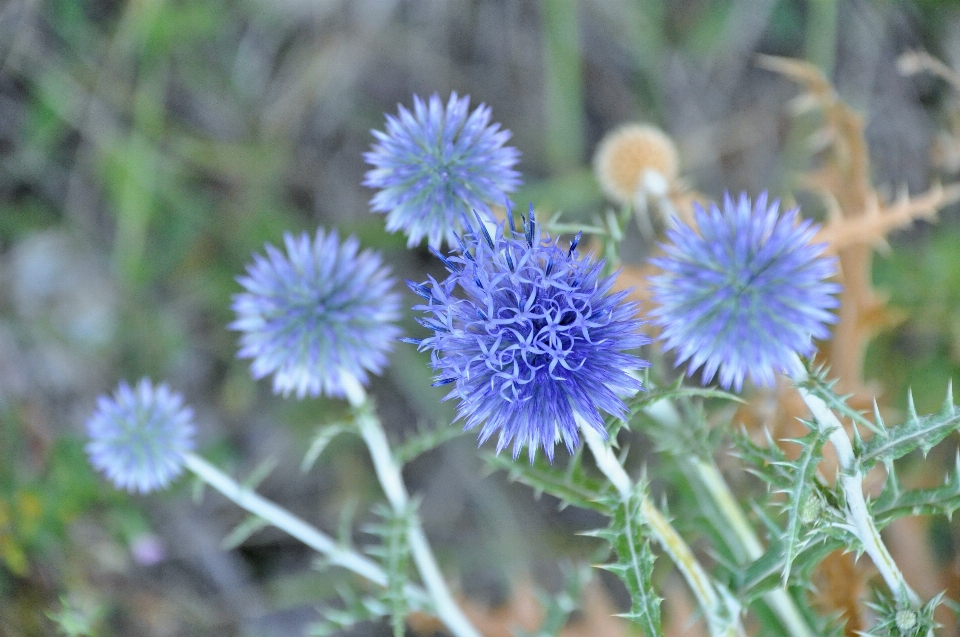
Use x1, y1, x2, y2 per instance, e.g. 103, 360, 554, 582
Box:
793, 380, 921, 608
182, 452, 430, 608
643, 400, 816, 637
343, 377, 481, 637
581, 425, 745, 637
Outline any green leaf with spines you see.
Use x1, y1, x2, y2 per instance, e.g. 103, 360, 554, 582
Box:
302, 423, 353, 472
307, 585, 388, 637
625, 376, 744, 414
798, 364, 885, 436
241, 454, 278, 490
394, 423, 466, 464
585, 487, 662, 636
220, 513, 269, 550
513, 563, 592, 637
362, 502, 415, 637
861, 382, 960, 469
872, 454, 960, 528
484, 450, 611, 514
774, 428, 827, 585
637, 394, 721, 464
737, 534, 844, 602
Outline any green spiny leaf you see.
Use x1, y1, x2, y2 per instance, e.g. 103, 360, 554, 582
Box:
363, 503, 414, 637
513, 563, 592, 637
873, 453, 960, 528
627, 377, 743, 417
484, 452, 611, 513
220, 513, 269, 551
302, 423, 352, 472
862, 384, 960, 469
799, 366, 883, 436
394, 424, 466, 464
307, 585, 387, 637
593, 487, 662, 636
776, 429, 826, 585
242, 454, 278, 490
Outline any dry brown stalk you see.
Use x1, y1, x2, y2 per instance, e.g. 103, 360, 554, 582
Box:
759, 55, 960, 402
814, 183, 960, 252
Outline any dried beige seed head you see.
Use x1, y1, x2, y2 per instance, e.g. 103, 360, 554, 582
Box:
593, 124, 679, 205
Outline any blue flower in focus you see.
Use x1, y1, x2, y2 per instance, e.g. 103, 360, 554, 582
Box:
649, 192, 841, 391
364, 92, 521, 249
86, 379, 195, 494
407, 208, 649, 461
230, 229, 401, 399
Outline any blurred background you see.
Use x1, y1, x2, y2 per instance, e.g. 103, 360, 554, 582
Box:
4, 0, 960, 635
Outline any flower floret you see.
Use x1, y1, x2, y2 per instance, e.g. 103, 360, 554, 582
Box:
649, 192, 841, 391
231, 228, 401, 399
364, 92, 521, 249
408, 209, 649, 461
85, 379, 195, 494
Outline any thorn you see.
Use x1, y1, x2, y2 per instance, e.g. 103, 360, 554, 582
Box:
906, 389, 918, 421
946, 379, 955, 414
872, 399, 885, 432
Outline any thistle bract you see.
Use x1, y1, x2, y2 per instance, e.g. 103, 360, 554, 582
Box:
408, 209, 649, 461
364, 92, 521, 249
230, 229, 401, 399
649, 192, 840, 391
86, 379, 195, 494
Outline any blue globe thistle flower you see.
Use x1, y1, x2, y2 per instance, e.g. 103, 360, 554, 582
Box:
230, 229, 401, 399
364, 92, 521, 249
86, 379, 195, 494
649, 192, 841, 391
407, 208, 649, 461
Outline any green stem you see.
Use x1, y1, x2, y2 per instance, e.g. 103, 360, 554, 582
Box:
183, 453, 430, 608
581, 425, 745, 637
643, 400, 816, 637
793, 381, 920, 607
343, 377, 481, 637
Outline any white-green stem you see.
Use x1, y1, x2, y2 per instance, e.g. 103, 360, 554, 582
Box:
343, 376, 481, 637
580, 423, 745, 637
644, 400, 816, 637
182, 452, 430, 608
792, 378, 921, 608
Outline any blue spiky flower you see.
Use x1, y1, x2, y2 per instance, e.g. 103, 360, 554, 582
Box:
230, 229, 401, 399
86, 379, 195, 494
364, 92, 521, 249
407, 208, 649, 461
649, 192, 841, 391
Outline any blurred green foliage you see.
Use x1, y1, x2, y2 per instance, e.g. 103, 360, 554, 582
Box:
5, 0, 960, 634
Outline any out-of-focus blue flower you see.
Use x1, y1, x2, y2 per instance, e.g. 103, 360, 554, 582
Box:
364, 92, 521, 249
86, 379, 195, 494
649, 192, 841, 391
407, 208, 649, 461
230, 229, 401, 399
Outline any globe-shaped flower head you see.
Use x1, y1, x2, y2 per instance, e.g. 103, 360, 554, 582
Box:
407, 208, 649, 461
86, 379, 195, 494
364, 92, 521, 249
230, 229, 401, 399
649, 192, 841, 391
